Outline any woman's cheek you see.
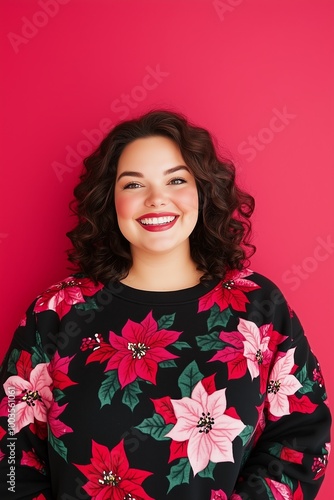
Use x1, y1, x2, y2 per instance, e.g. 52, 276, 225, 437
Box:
114, 194, 133, 220
181, 188, 199, 212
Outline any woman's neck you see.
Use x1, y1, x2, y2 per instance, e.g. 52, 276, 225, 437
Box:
120, 249, 203, 291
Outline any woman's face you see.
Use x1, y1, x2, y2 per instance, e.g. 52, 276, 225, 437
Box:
114, 135, 199, 258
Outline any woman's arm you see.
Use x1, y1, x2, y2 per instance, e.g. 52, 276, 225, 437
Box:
0, 301, 53, 499
233, 300, 331, 499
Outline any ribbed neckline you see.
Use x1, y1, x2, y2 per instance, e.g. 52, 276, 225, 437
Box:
106, 277, 222, 305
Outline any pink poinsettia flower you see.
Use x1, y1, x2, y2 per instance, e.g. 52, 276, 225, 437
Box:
238, 318, 272, 380
106, 311, 182, 388
75, 439, 154, 500
264, 478, 293, 500
166, 381, 246, 476
198, 269, 260, 313
266, 348, 302, 418
210, 321, 285, 390
3, 364, 53, 434
34, 276, 104, 319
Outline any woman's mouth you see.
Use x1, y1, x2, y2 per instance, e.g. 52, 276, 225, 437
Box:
137, 215, 179, 232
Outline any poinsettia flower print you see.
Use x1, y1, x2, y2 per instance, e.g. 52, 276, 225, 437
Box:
3, 363, 53, 434
264, 478, 294, 499
198, 269, 260, 313
210, 489, 227, 500
238, 318, 273, 380
166, 381, 245, 476
210, 492, 242, 500
48, 402, 73, 438
34, 276, 104, 319
21, 449, 46, 474
266, 348, 302, 418
75, 439, 154, 500
106, 311, 182, 388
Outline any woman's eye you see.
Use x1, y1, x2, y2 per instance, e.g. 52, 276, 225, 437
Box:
169, 178, 186, 185
123, 182, 142, 189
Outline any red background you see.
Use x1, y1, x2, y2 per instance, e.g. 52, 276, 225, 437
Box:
1, 1, 333, 496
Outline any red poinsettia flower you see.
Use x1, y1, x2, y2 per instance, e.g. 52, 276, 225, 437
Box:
21, 449, 46, 473
198, 269, 260, 313
48, 401, 73, 438
75, 439, 154, 500
312, 443, 330, 480
49, 352, 77, 391
210, 489, 228, 500
106, 311, 182, 388
34, 276, 104, 319
81, 333, 117, 365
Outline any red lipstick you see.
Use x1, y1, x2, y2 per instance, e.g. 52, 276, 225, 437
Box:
136, 213, 179, 232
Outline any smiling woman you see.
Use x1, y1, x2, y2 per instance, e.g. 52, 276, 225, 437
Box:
0, 110, 331, 500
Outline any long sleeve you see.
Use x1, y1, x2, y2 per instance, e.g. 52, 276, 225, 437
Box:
232, 295, 331, 499
0, 301, 54, 499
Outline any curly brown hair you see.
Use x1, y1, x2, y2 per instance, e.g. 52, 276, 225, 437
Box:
66, 109, 255, 284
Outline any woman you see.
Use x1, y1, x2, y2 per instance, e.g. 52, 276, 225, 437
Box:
0, 110, 331, 499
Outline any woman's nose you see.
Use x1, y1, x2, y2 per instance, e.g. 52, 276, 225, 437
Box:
144, 186, 168, 208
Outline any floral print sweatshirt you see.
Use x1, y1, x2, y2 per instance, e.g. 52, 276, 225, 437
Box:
0, 269, 331, 500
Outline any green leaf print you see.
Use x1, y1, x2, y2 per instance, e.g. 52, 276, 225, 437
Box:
31, 331, 50, 367
122, 380, 142, 411
135, 413, 173, 441
75, 297, 100, 311
7, 349, 20, 374
178, 361, 203, 397
53, 388, 66, 402
261, 478, 276, 500
98, 370, 120, 407
295, 363, 316, 394
198, 461, 216, 479
268, 442, 283, 458
172, 341, 191, 350
239, 425, 254, 446
157, 313, 176, 329
159, 360, 178, 368
207, 304, 232, 330
48, 428, 68, 462
167, 458, 191, 493
280, 473, 294, 491
196, 331, 224, 351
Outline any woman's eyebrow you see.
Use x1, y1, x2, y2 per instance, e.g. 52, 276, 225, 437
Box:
116, 165, 189, 182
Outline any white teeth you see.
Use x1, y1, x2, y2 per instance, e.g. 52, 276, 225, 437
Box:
139, 216, 176, 225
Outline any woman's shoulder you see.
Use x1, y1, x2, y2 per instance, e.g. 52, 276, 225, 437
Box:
29, 273, 105, 320
224, 268, 284, 293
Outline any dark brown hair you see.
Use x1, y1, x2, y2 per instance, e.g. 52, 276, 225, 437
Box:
66, 109, 255, 283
